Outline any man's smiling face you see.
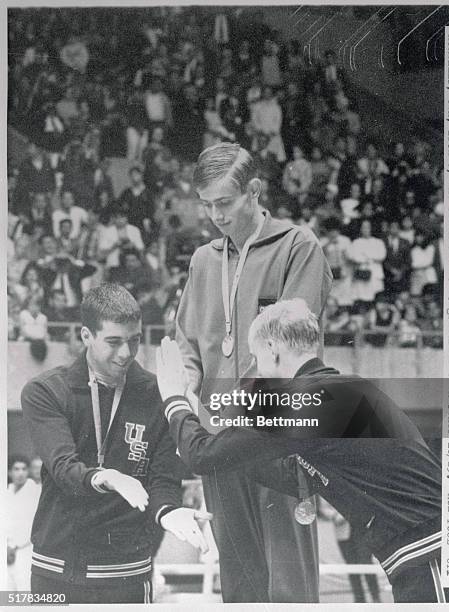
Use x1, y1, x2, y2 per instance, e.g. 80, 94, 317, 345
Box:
83, 319, 142, 381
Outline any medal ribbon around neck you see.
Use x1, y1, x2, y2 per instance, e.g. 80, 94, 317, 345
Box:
221, 214, 265, 357
88, 368, 125, 468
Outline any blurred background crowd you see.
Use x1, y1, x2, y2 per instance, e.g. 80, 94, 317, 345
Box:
7, 6, 444, 354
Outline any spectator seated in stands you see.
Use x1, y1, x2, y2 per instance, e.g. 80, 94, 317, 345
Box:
282, 145, 312, 204
364, 292, 400, 348
125, 84, 149, 162
410, 231, 438, 298
420, 300, 443, 349
142, 125, 171, 171
356, 142, 390, 195
323, 296, 354, 347
61, 139, 97, 208
22, 192, 53, 237
18, 296, 48, 342
108, 248, 155, 299
97, 206, 145, 269
118, 163, 157, 245
250, 85, 286, 163
382, 219, 411, 297
37, 244, 97, 308
52, 189, 89, 239
397, 304, 421, 348
319, 48, 349, 101
15, 144, 54, 219
57, 219, 80, 257
219, 83, 248, 145
11, 263, 46, 309
321, 217, 353, 310
348, 219, 386, 314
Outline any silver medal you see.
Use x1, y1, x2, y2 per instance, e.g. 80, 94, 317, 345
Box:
294, 499, 317, 525
222, 334, 234, 357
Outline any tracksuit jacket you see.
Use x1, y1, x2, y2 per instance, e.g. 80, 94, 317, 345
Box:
175, 209, 332, 602
164, 358, 442, 585
21, 353, 182, 586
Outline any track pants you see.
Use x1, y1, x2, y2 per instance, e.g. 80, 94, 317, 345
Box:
202, 468, 320, 603
31, 573, 152, 604
391, 556, 448, 603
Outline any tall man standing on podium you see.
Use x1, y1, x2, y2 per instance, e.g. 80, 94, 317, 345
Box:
176, 142, 332, 602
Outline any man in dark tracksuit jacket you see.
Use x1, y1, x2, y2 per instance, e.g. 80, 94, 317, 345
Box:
21, 283, 210, 604
156, 299, 446, 604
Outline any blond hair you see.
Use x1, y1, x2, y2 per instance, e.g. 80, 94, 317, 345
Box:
193, 142, 257, 192
249, 299, 319, 353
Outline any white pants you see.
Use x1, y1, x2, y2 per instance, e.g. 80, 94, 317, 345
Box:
8, 544, 32, 591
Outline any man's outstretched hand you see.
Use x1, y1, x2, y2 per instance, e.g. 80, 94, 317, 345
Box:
160, 507, 213, 553
156, 337, 190, 401
94, 469, 149, 511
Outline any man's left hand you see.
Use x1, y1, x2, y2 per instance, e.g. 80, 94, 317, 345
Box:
156, 336, 189, 401
160, 507, 213, 553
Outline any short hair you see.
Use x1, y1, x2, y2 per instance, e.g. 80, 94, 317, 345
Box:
249, 298, 320, 354
59, 218, 73, 227
80, 283, 141, 334
8, 454, 30, 470
193, 142, 257, 192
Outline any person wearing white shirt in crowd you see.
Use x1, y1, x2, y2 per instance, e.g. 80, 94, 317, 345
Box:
18, 297, 48, 341
144, 78, 173, 131
410, 232, 437, 297
251, 86, 286, 163
98, 208, 144, 269
52, 189, 88, 239
348, 220, 386, 310
29, 457, 43, 487
7, 455, 41, 591
356, 143, 390, 195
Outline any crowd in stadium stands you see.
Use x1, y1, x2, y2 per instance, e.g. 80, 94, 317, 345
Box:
7, 7, 444, 351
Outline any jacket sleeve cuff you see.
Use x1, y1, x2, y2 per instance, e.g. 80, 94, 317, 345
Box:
164, 395, 193, 422
155, 504, 177, 526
